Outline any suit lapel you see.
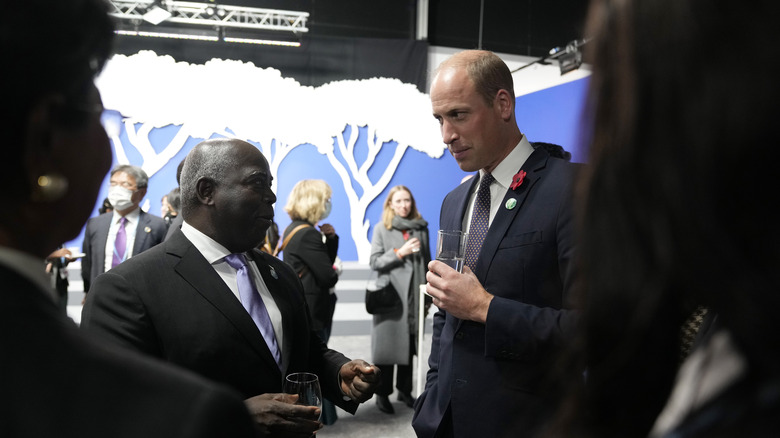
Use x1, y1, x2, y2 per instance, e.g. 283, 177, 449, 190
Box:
248, 250, 294, 374
94, 214, 113, 273
168, 232, 280, 372
474, 149, 548, 282
133, 211, 149, 255
451, 150, 550, 333
444, 176, 479, 231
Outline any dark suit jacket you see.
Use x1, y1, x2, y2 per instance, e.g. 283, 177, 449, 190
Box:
81, 229, 358, 413
164, 214, 184, 241
81, 209, 167, 292
281, 220, 339, 332
0, 264, 254, 438
412, 148, 581, 438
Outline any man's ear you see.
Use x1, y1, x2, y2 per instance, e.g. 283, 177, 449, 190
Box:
195, 178, 215, 206
135, 187, 148, 201
494, 89, 514, 121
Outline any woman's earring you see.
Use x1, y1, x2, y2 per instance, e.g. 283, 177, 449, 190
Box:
31, 173, 69, 202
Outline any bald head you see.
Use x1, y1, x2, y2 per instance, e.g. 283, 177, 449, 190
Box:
181, 139, 255, 216
179, 138, 276, 252
434, 50, 516, 108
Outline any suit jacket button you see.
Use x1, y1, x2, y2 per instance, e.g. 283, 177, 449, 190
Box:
455, 332, 464, 340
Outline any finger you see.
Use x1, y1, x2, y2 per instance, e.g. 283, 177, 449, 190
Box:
425, 281, 441, 300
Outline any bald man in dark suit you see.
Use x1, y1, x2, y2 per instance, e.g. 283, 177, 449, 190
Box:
83, 138, 381, 436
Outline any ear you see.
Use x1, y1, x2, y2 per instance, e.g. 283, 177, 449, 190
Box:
195, 178, 216, 206
494, 89, 514, 122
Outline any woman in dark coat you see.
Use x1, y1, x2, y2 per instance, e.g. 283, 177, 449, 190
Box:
369, 185, 430, 414
281, 179, 340, 424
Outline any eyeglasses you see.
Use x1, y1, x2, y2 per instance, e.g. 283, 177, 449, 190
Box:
109, 180, 137, 190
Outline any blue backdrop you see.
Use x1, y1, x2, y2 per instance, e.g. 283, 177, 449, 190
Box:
66, 76, 589, 261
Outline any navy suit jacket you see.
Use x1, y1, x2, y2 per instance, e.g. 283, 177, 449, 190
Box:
81, 229, 358, 413
412, 148, 581, 438
81, 209, 167, 292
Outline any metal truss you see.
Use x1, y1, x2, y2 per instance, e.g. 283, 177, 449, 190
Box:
108, 0, 309, 33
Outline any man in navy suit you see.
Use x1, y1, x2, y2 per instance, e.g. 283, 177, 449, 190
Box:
81, 164, 167, 293
412, 50, 580, 438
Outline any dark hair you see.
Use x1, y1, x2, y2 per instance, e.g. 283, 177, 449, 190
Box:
176, 158, 186, 185
1, 0, 114, 197
550, 0, 780, 436
98, 197, 113, 214
111, 164, 149, 189
166, 187, 181, 213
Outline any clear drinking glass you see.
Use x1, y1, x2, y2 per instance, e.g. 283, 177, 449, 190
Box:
436, 230, 468, 273
283, 372, 323, 418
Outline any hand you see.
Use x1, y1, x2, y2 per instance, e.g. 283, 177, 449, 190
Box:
398, 237, 421, 258
426, 261, 493, 323
319, 223, 336, 237
339, 360, 381, 403
244, 393, 322, 438
47, 248, 76, 262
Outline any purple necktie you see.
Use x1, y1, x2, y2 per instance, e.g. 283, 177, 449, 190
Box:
464, 173, 494, 271
224, 253, 282, 368
112, 217, 127, 268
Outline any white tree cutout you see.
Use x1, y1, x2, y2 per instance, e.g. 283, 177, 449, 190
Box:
95, 51, 444, 262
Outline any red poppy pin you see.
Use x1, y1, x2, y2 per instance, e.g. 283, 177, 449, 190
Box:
510, 170, 527, 190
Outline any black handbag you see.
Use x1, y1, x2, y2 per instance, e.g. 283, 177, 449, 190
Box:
365, 271, 401, 314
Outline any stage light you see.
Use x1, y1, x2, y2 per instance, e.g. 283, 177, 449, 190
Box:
558, 43, 583, 75
115, 29, 219, 41
222, 36, 301, 47
143, 1, 172, 25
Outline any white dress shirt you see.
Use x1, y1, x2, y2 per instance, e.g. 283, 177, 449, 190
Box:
103, 208, 139, 273
462, 135, 534, 232
180, 221, 284, 352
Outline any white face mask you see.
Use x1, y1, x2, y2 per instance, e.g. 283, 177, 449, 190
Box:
321, 200, 332, 221
107, 185, 135, 211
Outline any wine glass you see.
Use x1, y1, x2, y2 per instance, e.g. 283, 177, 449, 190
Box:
284, 372, 322, 418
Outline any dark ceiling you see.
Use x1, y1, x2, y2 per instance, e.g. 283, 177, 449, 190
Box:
215, 0, 591, 58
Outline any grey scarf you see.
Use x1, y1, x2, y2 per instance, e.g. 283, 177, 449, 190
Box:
392, 216, 430, 337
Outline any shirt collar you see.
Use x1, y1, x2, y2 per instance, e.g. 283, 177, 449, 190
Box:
0, 246, 55, 301
180, 220, 235, 265
479, 135, 534, 189
113, 207, 140, 225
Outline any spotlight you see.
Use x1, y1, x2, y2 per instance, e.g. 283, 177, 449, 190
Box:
143, 1, 172, 25
558, 45, 582, 75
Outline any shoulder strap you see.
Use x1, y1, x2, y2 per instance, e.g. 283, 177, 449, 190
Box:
274, 223, 311, 257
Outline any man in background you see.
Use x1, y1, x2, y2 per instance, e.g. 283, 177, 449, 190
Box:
81, 164, 166, 293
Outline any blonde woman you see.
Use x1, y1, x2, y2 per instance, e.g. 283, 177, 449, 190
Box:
369, 185, 430, 414
281, 179, 340, 424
